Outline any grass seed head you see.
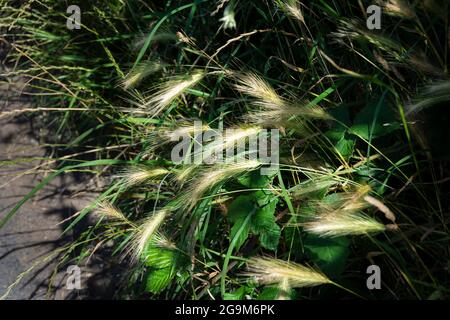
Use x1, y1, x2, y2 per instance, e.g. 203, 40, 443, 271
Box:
129, 209, 169, 263
142, 71, 204, 117
116, 166, 169, 188
302, 212, 386, 237
282, 1, 305, 25
96, 201, 130, 224
219, 3, 237, 30
119, 61, 165, 90
379, 0, 415, 19
182, 160, 261, 210
234, 72, 285, 110
245, 257, 331, 288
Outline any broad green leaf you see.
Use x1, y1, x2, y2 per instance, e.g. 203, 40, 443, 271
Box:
143, 246, 175, 268
325, 128, 355, 160
227, 194, 254, 222
229, 217, 251, 250
329, 104, 352, 126
304, 236, 350, 277
349, 101, 401, 140
257, 286, 279, 300
335, 131, 356, 159
251, 196, 280, 251
258, 222, 281, 251
223, 286, 246, 300
145, 267, 175, 294
238, 170, 275, 188
257, 286, 295, 300
227, 191, 280, 251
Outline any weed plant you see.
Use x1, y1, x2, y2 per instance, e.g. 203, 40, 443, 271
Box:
1, 0, 449, 299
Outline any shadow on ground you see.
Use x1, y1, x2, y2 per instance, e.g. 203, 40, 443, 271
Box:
0, 51, 125, 300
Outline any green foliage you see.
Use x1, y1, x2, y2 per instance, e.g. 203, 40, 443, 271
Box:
1, 0, 450, 300
228, 190, 280, 251
304, 236, 350, 277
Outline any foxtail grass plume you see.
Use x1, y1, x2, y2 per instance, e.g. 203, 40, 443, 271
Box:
280, 1, 305, 25
141, 71, 204, 117
304, 185, 372, 217
198, 126, 263, 161
245, 257, 331, 288
302, 212, 386, 237
96, 201, 132, 225
407, 53, 443, 77
119, 61, 165, 90
160, 122, 211, 144
291, 177, 338, 199
129, 209, 169, 263
150, 234, 177, 251
406, 81, 450, 116
173, 165, 198, 186
332, 19, 402, 58
378, 0, 415, 19
277, 277, 292, 300
145, 122, 212, 154
174, 129, 262, 184
219, 3, 237, 30
234, 72, 330, 126
234, 72, 286, 110
115, 166, 169, 188
132, 30, 178, 51
181, 160, 261, 210
363, 195, 396, 223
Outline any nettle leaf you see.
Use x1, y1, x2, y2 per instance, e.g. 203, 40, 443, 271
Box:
326, 105, 355, 159
349, 101, 401, 140
143, 245, 188, 294
325, 126, 355, 160
223, 286, 247, 300
251, 195, 280, 251
145, 267, 175, 294
258, 222, 281, 251
238, 170, 275, 188
329, 104, 352, 127
256, 286, 295, 300
304, 236, 350, 277
256, 286, 279, 300
143, 246, 175, 268
227, 191, 280, 251
227, 194, 254, 223
229, 217, 251, 250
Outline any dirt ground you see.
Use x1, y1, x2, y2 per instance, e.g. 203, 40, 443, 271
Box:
0, 62, 122, 299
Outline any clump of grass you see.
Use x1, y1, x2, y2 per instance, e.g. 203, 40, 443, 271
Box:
1, 0, 449, 301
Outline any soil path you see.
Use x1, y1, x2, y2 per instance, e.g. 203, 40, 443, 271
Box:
0, 67, 86, 299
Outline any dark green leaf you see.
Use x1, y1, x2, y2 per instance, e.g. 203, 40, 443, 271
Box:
223, 286, 246, 300
304, 236, 350, 277
145, 267, 175, 294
